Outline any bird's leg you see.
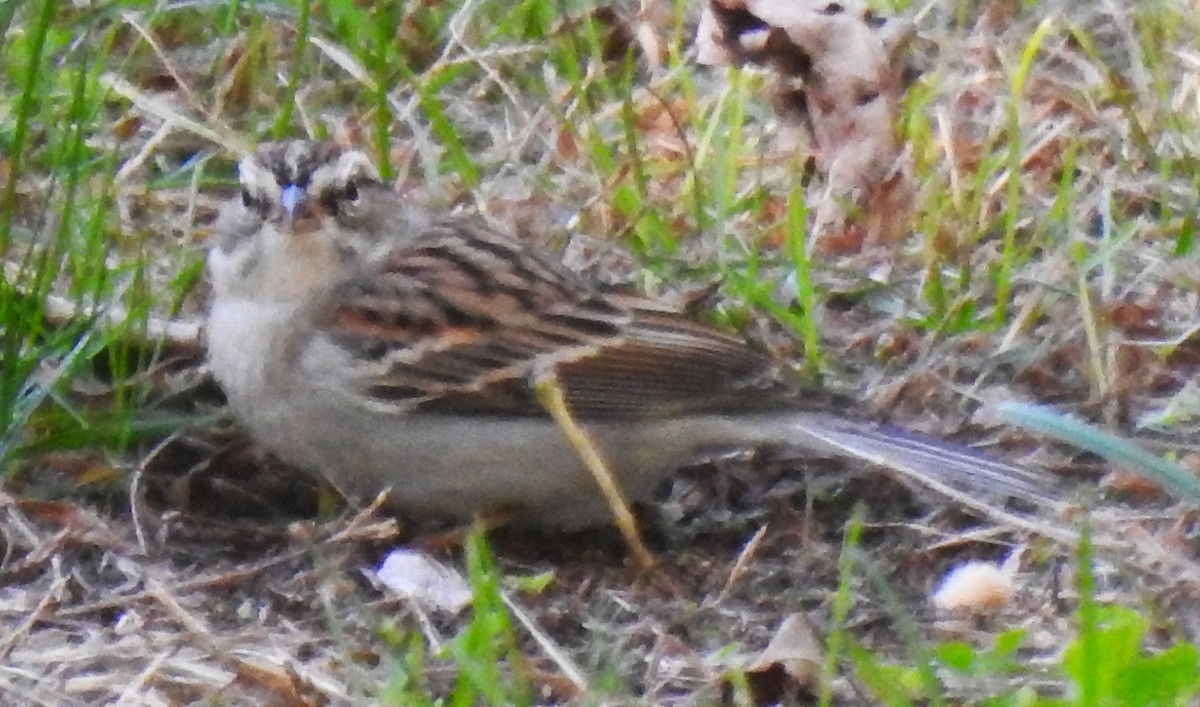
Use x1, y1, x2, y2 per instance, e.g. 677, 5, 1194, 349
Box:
533, 370, 656, 570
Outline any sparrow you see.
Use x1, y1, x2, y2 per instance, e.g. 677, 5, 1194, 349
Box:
205, 140, 1052, 529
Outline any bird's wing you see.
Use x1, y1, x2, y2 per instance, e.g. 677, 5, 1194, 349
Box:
311, 221, 784, 419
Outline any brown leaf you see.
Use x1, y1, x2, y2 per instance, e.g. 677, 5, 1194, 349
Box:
555, 125, 580, 161
7, 499, 132, 576
696, 1, 914, 248
725, 612, 823, 705
113, 114, 142, 140
1106, 300, 1163, 338
138, 72, 180, 92
814, 223, 867, 254
1101, 466, 1170, 501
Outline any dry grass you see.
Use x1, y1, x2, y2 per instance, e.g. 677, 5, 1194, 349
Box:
4, 0, 1200, 703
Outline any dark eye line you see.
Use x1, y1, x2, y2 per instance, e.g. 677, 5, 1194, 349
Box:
320, 190, 341, 217
317, 180, 363, 218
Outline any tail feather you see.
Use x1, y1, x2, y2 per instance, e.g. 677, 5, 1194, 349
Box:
787, 414, 1064, 512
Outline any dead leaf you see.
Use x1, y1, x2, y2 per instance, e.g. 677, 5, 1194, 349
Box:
17, 499, 127, 551
1105, 300, 1163, 338
635, 0, 669, 70
695, 0, 915, 247
1101, 466, 1169, 501
725, 612, 823, 704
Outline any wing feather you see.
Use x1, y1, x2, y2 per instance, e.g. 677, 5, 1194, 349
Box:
313, 223, 784, 418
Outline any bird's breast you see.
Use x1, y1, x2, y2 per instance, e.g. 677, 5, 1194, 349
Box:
206, 297, 301, 408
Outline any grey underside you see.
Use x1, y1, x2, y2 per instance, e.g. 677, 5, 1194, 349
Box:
245, 390, 1051, 528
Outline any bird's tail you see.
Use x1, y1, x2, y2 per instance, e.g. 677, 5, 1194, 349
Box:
742, 412, 1068, 523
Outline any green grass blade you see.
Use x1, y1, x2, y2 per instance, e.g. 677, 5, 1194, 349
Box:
994, 401, 1200, 501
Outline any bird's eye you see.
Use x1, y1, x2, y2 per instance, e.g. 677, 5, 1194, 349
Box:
343, 180, 359, 202
241, 188, 255, 208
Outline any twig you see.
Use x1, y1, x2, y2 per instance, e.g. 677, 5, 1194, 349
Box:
534, 371, 656, 570
0, 574, 69, 660
502, 592, 589, 695
720, 523, 769, 600
3, 261, 203, 354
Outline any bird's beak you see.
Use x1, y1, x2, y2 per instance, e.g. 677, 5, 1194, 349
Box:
278, 184, 321, 234
280, 184, 304, 223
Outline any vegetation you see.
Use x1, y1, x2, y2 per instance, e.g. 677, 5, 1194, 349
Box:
2, 0, 1200, 703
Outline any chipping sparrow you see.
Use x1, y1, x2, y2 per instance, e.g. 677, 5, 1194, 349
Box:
206, 140, 1051, 528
